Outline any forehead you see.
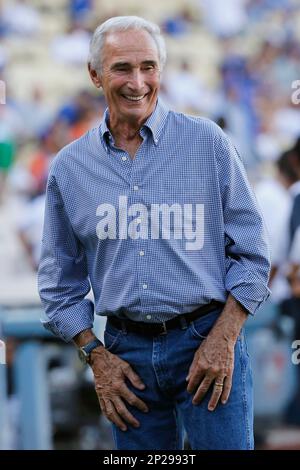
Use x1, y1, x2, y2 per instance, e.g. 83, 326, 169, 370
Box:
102, 29, 159, 65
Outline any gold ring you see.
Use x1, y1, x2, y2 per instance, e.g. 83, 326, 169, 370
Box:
214, 382, 224, 387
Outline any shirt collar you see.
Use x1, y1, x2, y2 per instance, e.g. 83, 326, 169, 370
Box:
99, 109, 111, 146
99, 98, 169, 147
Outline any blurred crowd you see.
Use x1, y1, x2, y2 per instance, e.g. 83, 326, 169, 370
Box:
1, 0, 300, 446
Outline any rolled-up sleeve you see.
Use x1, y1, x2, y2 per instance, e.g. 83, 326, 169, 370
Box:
38, 169, 94, 342
214, 130, 271, 315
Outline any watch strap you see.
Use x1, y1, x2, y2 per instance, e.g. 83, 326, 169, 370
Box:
81, 338, 103, 355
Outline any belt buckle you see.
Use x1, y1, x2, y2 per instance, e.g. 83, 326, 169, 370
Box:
159, 321, 168, 335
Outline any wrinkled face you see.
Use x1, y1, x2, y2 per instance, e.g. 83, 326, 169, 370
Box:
89, 29, 161, 124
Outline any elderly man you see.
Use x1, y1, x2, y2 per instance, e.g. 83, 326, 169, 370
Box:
38, 16, 270, 450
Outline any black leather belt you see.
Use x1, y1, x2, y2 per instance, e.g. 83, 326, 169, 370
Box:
107, 301, 224, 336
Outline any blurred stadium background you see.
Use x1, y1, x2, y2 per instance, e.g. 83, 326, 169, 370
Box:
1, 0, 300, 450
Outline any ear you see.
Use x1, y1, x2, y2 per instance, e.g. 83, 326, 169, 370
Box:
88, 63, 102, 88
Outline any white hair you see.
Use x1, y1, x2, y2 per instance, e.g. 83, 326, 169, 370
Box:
88, 16, 167, 73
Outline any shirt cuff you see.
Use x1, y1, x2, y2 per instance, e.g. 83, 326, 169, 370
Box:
225, 269, 271, 315
41, 299, 94, 342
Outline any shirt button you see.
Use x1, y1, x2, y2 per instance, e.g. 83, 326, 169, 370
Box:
146, 315, 152, 320
142, 283, 148, 289
133, 185, 139, 191
139, 250, 145, 256
137, 218, 142, 224
121, 156, 127, 161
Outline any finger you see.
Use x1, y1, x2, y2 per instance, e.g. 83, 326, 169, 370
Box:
186, 367, 205, 393
221, 374, 233, 404
120, 385, 149, 413
192, 377, 213, 405
185, 356, 198, 382
105, 400, 127, 432
123, 363, 146, 390
185, 365, 193, 382
208, 381, 224, 411
113, 396, 141, 428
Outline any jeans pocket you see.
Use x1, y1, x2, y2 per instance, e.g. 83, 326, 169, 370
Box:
104, 323, 123, 353
189, 309, 221, 340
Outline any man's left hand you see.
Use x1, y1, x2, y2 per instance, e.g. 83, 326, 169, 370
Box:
185, 331, 235, 411
185, 295, 248, 411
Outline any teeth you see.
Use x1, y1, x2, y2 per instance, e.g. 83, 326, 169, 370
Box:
124, 95, 144, 101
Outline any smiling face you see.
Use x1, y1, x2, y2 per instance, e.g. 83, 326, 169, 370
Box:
89, 29, 161, 127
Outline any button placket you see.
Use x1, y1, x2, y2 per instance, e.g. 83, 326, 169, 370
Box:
128, 145, 150, 308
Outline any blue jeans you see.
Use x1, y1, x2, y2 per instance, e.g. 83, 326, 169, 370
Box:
104, 308, 254, 450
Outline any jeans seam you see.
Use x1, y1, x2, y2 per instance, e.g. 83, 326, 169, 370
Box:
189, 309, 222, 340
190, 321, 207, 339
239, 337, 252, 450
172, 406, 181, 450
104, 329, 123, 352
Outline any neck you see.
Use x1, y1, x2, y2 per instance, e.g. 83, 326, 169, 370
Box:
107, 115, 146, 160
108, 99, 157, 143
108, 118, 142, 143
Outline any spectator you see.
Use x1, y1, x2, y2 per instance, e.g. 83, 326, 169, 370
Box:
1, 0, 41, 37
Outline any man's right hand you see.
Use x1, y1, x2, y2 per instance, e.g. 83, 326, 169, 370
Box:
89, 346, 149, 431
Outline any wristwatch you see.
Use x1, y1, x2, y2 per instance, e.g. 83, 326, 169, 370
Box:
78, 338, 103, 365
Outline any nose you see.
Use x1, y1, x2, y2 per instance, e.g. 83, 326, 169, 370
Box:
127, 68, 144, 91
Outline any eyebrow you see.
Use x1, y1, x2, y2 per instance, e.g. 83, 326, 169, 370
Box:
110, 60, 158, 70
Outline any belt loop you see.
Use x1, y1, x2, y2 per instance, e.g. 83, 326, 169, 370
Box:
160, 322, 168, 335
121, 320, 127, 335
179, 316, 188, 330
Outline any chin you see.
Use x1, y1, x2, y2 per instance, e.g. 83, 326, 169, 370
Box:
122, 107, 147, 119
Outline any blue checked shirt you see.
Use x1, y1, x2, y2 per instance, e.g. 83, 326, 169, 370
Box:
38, 99, 271, 342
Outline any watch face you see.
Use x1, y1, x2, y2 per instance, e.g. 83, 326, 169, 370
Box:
78, 348, 89, 364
